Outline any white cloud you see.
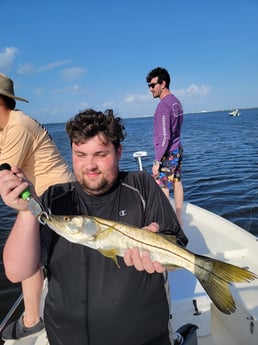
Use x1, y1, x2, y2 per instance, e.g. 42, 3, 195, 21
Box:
53, 84, 81, 94
123, 93, 151, 103
0, 47, 18, 71
17, 60, 72, 75
176, 84, 211, 97
79, 101, 89, 109
102, 101, 116, 109
17, 63, 35, 75
37, 60, 71, 73
60, 67, 86, 81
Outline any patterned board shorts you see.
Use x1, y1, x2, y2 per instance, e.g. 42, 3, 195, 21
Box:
156, 146, 183, 190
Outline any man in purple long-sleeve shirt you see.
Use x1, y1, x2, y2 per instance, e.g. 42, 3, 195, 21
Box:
146, 67, 184, 225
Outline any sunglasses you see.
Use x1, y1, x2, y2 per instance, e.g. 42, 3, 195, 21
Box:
148, 82, 159, 89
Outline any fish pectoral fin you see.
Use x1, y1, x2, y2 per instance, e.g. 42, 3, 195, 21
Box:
98, 249, 120, 268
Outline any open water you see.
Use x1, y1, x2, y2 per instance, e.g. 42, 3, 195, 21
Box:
0, 108, 258, 326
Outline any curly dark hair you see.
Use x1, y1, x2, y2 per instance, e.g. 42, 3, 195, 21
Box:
146, 67, 170, 89
66, 109, 126, 149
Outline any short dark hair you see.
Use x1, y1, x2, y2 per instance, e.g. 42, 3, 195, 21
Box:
0, 95, 16, 110
66, 108, 126, 149
146, 67, 171, 89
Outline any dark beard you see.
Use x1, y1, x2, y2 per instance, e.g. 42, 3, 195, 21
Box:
81, 178, 113, 195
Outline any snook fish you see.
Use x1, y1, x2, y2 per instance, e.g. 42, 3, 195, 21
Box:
40, 214, 257, 314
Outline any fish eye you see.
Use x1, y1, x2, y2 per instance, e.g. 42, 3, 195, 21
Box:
64, 216, 71, 222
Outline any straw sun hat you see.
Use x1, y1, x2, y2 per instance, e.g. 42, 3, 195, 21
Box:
0, 73, 29, 103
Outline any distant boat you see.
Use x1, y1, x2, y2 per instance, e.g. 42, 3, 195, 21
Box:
229, 109, 240, 116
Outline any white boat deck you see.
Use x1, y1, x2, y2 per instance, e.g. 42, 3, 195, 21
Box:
169, 202, 258, 345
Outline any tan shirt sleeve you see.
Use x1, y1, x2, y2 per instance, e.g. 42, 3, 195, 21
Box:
0, 124, 34, 168
0, 111, 74, 196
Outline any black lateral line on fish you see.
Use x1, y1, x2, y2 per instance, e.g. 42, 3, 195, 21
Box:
93, 217, 256, 283
47, 216, 256, 287
94, 218, 194, 265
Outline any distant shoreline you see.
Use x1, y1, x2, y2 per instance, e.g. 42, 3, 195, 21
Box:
44, 107, 258, 125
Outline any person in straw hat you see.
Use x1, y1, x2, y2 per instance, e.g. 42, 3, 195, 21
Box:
0, 72, 74, 340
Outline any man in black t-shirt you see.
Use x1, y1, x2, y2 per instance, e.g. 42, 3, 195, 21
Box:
1, 109, 187, 345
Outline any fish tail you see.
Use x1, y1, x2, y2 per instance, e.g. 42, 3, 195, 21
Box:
195, 255, 257, 314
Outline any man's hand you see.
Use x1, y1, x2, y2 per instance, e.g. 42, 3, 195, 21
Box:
123, 222, 166, 274
0, 166, 30, 211
152, 163, 160, 178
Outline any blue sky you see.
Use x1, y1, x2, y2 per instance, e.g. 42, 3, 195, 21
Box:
1, 0, 257, 123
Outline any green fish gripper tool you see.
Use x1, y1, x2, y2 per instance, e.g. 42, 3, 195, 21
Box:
21, 189, 31, 201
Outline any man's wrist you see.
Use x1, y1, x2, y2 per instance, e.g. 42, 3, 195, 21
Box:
153, 160, 161, 166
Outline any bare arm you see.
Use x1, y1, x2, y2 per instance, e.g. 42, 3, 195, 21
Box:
0, 167, 41, 282
3, 211, 41, 282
